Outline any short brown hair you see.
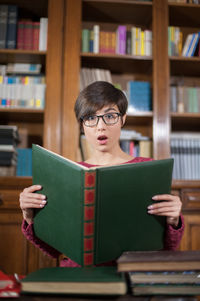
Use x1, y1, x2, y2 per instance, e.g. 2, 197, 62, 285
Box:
74, 81, 128, 122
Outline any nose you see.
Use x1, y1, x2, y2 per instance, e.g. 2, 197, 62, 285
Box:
96, 116, 106, 129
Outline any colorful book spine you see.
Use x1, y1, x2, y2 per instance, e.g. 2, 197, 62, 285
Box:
116, 25, 126, 55
16, 148, 32, 176
82, 29, 90, 52
32, 21, 40, 50
17, 20, 24, 49
83, 171, 96, 266
23, 21, 33, 50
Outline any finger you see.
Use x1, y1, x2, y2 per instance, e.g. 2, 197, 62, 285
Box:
152, 194, 178, 202
23, 185, 42, 193
148, 206, 180, 216
148, 201, 181, 210
20, 198, 47, 209
20, 192, 46, 202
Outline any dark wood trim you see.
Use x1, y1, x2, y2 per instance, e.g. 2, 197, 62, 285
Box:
44, 0, 64, 153
153, 0, 170, 159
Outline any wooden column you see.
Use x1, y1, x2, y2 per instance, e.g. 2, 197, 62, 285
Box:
61, 0, 82, 160
153, 0, 170, 159
44, 0, 64, 154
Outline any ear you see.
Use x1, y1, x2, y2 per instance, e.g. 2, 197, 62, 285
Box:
121, 114, 126, 127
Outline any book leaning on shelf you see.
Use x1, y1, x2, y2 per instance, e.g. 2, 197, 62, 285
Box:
32, 144, 174, 267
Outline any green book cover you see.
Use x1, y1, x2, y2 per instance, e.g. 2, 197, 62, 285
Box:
21, 267, 127, 295
32, 144, 174, 267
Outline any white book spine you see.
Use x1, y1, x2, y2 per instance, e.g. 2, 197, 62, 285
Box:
39, 18, 48, 51
93, 25, 99, 53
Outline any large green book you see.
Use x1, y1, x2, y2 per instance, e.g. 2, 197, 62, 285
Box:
32, 144, 174, 267
21, 267, 127, 295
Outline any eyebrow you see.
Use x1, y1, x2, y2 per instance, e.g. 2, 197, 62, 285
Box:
103, 107, 118, 113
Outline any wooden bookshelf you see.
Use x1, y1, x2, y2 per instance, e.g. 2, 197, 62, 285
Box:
0, 0, 63, 274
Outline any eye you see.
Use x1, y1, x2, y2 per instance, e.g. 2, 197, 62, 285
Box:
105, 113, 116, 119
85, 115, 96, 121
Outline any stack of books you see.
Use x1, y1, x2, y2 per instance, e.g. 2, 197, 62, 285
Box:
0, 125, 19, 176
117, 250, 200, 296
21, 250, 200, 296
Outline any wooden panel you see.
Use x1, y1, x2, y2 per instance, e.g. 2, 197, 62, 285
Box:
44, 0, 64, 153
180, 214, 200, 251
181, 189, 200, 211
62, 0, 82, 160
0, 212, 27, 275
152, 0, 170, 159
0, 176, 57, 274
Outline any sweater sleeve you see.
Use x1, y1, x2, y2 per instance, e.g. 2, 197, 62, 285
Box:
163, 214, 185, 250
21, 219, 61, 258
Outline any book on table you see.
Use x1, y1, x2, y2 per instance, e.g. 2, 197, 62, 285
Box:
128, 270, 200, 284
117, 250, 200, 272
32, 144, 174, 267
21, 267, 127, 295
130, 283, 200, 296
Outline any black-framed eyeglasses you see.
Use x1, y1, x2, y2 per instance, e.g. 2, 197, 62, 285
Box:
81, 112, 122, 127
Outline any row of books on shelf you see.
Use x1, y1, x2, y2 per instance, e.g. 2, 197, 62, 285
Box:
170, 85, 200, 113
0, 5, 48, 50
168, 0, 200, 3
82, 25, 152, 56
168, 26, 200, 57
171, 132, 200, 180
0, 63, 42, 75
80, 68, 152, 113
0, 73, 45, 109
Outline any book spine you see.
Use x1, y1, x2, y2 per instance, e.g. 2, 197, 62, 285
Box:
17, 20, 24, 49
83, 171, 96, 266
23, 21, 33, 50
32, 21, 40, 50
6, 5, 18, 49
0, 5, 8, 49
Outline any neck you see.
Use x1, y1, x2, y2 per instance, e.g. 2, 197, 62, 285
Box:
86, 146, 133, 166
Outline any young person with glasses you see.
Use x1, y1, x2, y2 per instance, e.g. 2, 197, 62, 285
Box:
19, 81, 184, 267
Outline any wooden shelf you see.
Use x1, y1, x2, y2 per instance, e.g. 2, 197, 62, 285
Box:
82, 0, 152, 26
81, 53, 152, 74
170, 56, 200, 77
169, 2, 200, 27
171, 112, 200, 131
0, 108, 44, 123
0, 49, 46, 64
127, 111, 152, 122
172, 180, 200, 189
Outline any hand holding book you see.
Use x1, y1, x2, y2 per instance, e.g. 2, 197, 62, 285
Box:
19, 184, 47, 225
148, 194, 182, 228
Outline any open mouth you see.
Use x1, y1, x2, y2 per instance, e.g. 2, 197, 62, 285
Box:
98, 135, 107, 141
97, 135, 108, 144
